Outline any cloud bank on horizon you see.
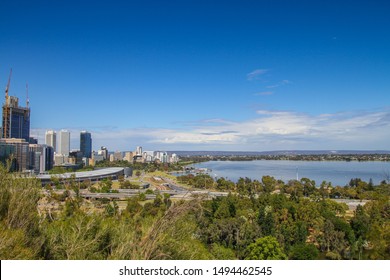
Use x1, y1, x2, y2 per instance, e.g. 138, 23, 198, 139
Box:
31, 107, 390, 152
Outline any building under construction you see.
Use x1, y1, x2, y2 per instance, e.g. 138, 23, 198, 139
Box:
2, 69, 30, 142
0, 69, 31, 172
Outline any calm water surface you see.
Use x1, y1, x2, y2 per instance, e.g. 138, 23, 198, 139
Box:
190, 160, 390, 186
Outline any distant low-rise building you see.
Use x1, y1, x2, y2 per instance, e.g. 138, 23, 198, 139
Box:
170, 153, 179, 163
133, 155, 143, 163
155, 151, 168, 163
54, 154, 68, 166
98, 146, 108, 160
124, 151, 134, 162
69, 150, 83, 165
29, 137, 38, 144
143, 151, 154, 162
113, 151, 123, 161
29, 144, 54, 174
92, 151, 105, 164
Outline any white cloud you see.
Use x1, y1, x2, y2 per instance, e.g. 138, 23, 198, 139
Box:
247, 69, 268, 81
31, 109, 390, 151
266, 79, 291, 89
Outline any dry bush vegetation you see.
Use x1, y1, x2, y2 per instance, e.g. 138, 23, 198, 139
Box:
0, 164, 389, 260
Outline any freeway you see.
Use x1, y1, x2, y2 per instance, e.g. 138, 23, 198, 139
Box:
74, 173, 232, 200
81, 191, 196, 200
79, 187, 229, 201
331, 198, 368, 210
81, 193, 157, 200
78, 189, 364, 208
162, 177, 232, 197
161, 177, 188, 192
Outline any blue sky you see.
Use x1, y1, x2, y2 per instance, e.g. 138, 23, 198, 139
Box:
1, 0, 390, 151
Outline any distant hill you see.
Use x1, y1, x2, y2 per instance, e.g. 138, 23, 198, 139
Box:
170, 150, 390, 157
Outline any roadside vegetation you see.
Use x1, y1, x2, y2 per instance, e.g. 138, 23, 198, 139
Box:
0, 164, 389, 260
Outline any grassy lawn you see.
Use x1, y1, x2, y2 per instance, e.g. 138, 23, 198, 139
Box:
147, 170, 177, 180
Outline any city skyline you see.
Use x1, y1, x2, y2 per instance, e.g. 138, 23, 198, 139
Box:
1, 0, 389, 151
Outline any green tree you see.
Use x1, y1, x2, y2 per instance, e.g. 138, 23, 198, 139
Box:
210, 243, 237, 260
258, 205, 275, 236
194, 174, 214, 189
319, 181, 332, 199
216, 177, 235, 191
350, 205, 369, 240
236, 177, 253, 195
300, 178, 316, 197
244, 236, 287, 260
319, 220, 348, 258
286, 180, 304, 201
126, 196, 143, 217
363, 198, 390, 259
99, 178, 113, 193
262, 175, 276, 193
105, 201, 119, 217
289, 243, 319, 260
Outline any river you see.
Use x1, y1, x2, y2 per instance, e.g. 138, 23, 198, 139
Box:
187, 160, 390, 186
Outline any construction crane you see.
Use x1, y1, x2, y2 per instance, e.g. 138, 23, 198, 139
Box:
26, 82, 29, 108
5, 68, 12, 99
3, 68, 13, 138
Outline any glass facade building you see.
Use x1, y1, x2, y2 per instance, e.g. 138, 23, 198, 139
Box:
0, 138, 30, 172
2, 96, 30, 142
29, 144, 54, 173
80, 131, 92, 158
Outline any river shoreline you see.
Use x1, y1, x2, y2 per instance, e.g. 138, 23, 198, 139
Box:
174, 159, 390, 187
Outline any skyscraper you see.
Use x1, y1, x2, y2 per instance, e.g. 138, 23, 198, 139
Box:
58, 130, 70, 156
2, 95, 30, 142
80, 131, 92, 158
45, 130, 56, 153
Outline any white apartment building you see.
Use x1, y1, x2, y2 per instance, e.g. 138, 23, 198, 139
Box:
58, 129, 70, 156
45, 130, 57, 153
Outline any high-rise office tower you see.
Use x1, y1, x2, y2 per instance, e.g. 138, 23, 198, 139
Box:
80, 131, 92, 158
58, 130, 70, 156
45, 130, 57, 153
2, 96, 30, 142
